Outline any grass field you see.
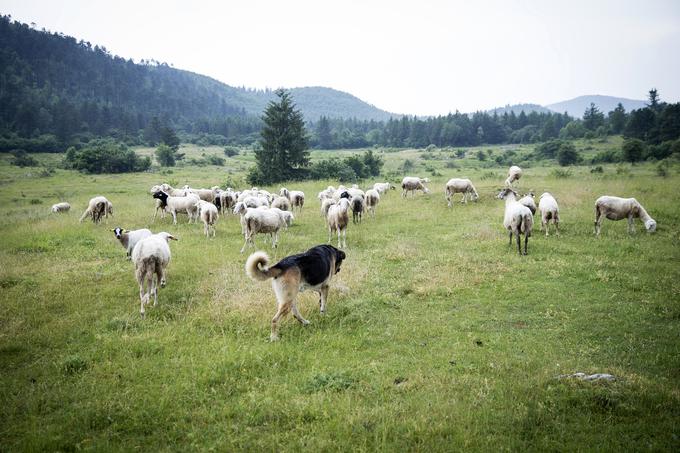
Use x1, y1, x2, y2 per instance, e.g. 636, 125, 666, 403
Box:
1, 144, 679, 451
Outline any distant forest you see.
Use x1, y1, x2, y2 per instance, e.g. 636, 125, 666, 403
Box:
1, 15, 679, 153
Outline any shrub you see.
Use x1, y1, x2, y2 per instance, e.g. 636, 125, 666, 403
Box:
591, 149, 622, 164
64, 140, 150, 174
656, 161, 670, 177
155, 144, 185, 167
590, 166, 604, 173
475, 150, 486, 161
425, 144, 437, 152
11, 150, 38, 167
622, 138, 645, 163
224, 146, 240, 157
536, 139, 563, 159
402, 159, 415, 173
549, 168, 573, 178
445, 161, 459, 169
556, 142, 580, 166
455, 149, 466, 158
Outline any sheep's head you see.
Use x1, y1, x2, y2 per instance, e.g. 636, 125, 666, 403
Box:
645, 219, 657, 233
157, 232, 178, 242
233, 202, 246, 215
497, 188, 517, 200
471, 191, 480, 202
111, 227, 127, 239
422, 187, 430, 194
152, 190, 169, 202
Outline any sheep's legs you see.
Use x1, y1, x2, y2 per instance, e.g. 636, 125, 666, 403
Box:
523, 234, 528, 255
172, 211, 178, 225
516, 231, 522, 255
555, 220, 560, 236
594, 209, 602, 235
508, 231, 513, 247
150, 274, 157, 306
627, 215, 635, 234
336, 226, 342, 249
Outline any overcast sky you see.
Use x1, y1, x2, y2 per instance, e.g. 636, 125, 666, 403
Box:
2, 0, 679, 115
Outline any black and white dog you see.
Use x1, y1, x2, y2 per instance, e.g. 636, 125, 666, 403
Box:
246, 245, 346, 341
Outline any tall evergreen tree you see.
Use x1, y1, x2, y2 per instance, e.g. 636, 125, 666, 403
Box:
648, 89, 660, 111
254, 89, 309, 184
316, 116, 332, 149
608, 103, 627, 134
583, 103, 605, 130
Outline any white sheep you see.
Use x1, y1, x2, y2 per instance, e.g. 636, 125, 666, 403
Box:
594, 196, 656, 235
538, 193, 560, 236
364, 189, 380, 217
288, 190, 305, 212
320, 198, 336, 223
505, 165, 522, 187
51, 202, 71, 213
445, 178, 479, 207
497, 188, 533, 255
131, 232, 177, 318
219, 189, 237, 215
401, 177, 430, 197
348, 187, 365, 199
152, 191, 200, 225
373, 182, 395, 195
518, 192, 537, 215
350, 195, 365, 224
327, 198, 351, 248
242, 195, 269, 209
79, 196, 113, 223
111, 227, 153, 259
271, 195, 291, 211
240, 207, 289, 253
196, 200, 219, 238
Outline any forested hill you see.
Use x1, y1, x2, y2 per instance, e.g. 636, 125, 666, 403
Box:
0, 16, 394, 144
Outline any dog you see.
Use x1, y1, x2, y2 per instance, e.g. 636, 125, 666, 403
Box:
245, 244, 346, 341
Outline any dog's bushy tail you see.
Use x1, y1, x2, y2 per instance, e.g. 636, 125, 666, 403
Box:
245, 251, 281, 281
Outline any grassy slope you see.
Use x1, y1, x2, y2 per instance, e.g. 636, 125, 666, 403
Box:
0, 144, 679, 451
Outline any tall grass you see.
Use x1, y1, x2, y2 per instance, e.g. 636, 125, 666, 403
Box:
0, 151, 679, 451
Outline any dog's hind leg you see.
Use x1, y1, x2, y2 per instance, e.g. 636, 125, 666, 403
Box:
291, 302, 310, 326
270, 301, 292, 341
319, 285, 329, 315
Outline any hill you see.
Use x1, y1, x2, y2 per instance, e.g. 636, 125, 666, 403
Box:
487, 103, 553, 115
0, 15, 395, 145
545, 95, 647, 118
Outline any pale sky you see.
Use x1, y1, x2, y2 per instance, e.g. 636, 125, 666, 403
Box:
2, 0, 679, 115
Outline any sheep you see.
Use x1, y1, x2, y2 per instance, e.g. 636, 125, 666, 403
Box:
401, 177, 430, 197
270, 207, 294, 229
186, 187, 218, 203
318, 187, 335, 200
320, 198, 336, 222
219, 189, 237, 215
242, 195, 269, 208
373, 182, 395, 194
348, 187, 365, 199
350, 195, 365, 224
152, 191, 200, 225
233, 202, 249, 234
518, 192, 537, 215
288, 190, 305, 212
111, 227, 153, 259
51, 202, 70, 213
159, 183, 188, 197
364, 189, 380, 217
538, 192, 560, 236
445, 178, 479, 207
131, 232, 177, 318
279, 187, 290, 200
594, 196, 656, 235
271, 195, 291, 211
497, 188, 533, 255
196, 200, 219, 238
79, 196, 113, 223
240, 207, 290, 253
505, 165, 522, 187
327, 198, 351, 248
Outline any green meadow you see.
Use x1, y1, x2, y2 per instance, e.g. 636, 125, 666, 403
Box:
1, 143, 679, 451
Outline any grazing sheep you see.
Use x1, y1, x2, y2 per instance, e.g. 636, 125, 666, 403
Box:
364, 189, 380, 217
233, 202, 249, 234
111, 227, 153, 259
317, 187, 335, 201
271, 195, 291, 211
219, 189, 237, 215
51, 202, 71, 213
196, 200, 219, 238
327, 198, 351, 248
445, 178, 479, 207
538, 193, 560, 236
152, 191, 200, 225
348, 187, 365, 199
594, 196, 656, 235
288, 190, 305, 212
373, 182, 395, 195
518, 192, 537, 215
497, 188, 533, 255
241, 207, 290, 253
79, 196, 113, 223
401, 177, 430, 197
242, 195, 269, 209
350, 195, 365, 224
270, 207, 294, 229
505, 165, 522, 187
131, 232, 177, 318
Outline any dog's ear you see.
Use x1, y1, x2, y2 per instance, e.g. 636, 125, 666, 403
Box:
337, 250, 346, 261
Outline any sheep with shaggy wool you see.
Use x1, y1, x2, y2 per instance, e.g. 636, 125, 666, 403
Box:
51, 202, 71, 213
327, 198, 351, 248
505, 166, 522, 187
152, 191, 200, 225
112, 227, 153, 259
196, 200, 219, 237
594, 196, 656, 235
350, 195, 365, 224
497, 188, 533, 255
401, 177, 430, 197
271, 195, 291, 211
445, 178, 479, 207
132, 232, 177, 318
518, 192, 537, 215
79, 196, 113, 223
364, 189, 380, 217
538, 193, 560, 236
240, 206, 290, 253
373, 182, 395, 194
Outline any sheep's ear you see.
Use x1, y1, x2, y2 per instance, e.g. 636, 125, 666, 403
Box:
168, 235, 178, 241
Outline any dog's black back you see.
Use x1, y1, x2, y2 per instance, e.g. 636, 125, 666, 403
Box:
272, 245, 346, 286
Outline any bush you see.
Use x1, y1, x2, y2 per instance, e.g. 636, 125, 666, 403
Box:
455, 149, 466, 159
224, 146, 240, 157
590, 166, 604, 173
591, 149, 622, 164
549, 168, 573, 178
425, 144, 437, 152
11, 150, 38, 167
476, 150, 486, 161
622, 138, 645, 163
64, 140, 150, 174
656, 161, 670, 177
536, 139, 564, 159
556, 142, 580, 166
155, 144, 185, 167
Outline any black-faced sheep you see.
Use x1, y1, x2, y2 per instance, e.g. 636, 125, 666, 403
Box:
152, 191, 200, 225
112, 227, 153, 259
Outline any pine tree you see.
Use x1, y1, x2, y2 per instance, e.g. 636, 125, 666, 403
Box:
608, 103, 627, 134
254, 89, 309, 184
316, 116, 332, 149
648, 89, 660, 111
583, 103, 605, 130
